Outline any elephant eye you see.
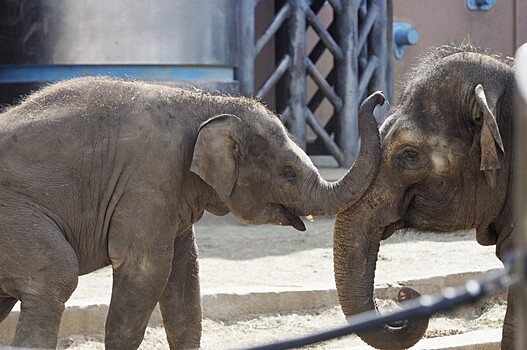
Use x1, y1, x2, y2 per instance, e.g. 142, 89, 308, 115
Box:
395, 147, 426, 170
403, 149, 418, 160
282, 166, 297, 180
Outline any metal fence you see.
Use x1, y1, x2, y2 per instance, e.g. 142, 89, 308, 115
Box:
237, 0, 392, 167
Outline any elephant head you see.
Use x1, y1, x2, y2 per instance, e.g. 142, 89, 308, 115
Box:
190, 92, 385, 231
333, 46, 516, 349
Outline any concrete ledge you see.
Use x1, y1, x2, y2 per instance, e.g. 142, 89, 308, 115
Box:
0, 289, 338, 344
374, 269, 506, 299
202, 288, 338, 320
349, 329, 501, 350
412, 328, 501, 350
0, 269, 504, 345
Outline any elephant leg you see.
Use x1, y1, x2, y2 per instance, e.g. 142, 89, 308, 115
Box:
501, 288, 517, 350
0, 297, 17, 322
14, 295, 67, 348
1, 207, 79, 348
159, 226, 202, 349
497, 240, 516, 350
105, 198, 175, 350
105, 256, 173, 350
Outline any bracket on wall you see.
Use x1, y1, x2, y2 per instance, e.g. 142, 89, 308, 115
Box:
467, 0, 496, 11
393, 22, 419, 60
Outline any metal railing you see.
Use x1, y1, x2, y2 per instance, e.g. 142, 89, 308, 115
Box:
239, 252, 526, 350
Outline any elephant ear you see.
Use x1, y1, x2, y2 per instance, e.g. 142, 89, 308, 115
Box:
473, 84, 505, 188
191, 114, 243, 201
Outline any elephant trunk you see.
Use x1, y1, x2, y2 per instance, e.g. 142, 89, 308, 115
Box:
333, 198, 429, 349
295, 92, 383, 217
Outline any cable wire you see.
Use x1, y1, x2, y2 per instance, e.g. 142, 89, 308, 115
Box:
240, 250, 524, 350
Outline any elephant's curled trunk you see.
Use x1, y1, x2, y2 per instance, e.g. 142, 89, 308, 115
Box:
333, 207, 429, 350
297, 92, 384, 217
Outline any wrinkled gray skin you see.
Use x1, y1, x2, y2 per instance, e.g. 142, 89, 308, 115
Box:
334, 46, 517, 350
0, 77, 382, 349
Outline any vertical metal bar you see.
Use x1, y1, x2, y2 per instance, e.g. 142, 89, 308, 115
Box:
287, 0, 307, 149
515, 42, 527, 350
335, 0, 360, 166
369, 0, 393, 103
237, 0, 257, 96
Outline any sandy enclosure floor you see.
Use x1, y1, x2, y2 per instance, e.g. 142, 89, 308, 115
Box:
59, 213, 505, 349
59, 302, 506, 349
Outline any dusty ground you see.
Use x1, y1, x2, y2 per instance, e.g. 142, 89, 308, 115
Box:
52, 212, 506, 349
58, 298, 506, 349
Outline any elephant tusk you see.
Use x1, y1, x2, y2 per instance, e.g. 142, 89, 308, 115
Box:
305, 215, 315, 222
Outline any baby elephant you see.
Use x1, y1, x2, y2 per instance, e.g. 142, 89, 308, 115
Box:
0, 77, 383, 349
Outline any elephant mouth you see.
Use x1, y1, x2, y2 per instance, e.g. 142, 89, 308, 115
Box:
241, 203, 306, 231
381, 220, 406, 240
377, 191, 414, 240
278, 204, 306, 231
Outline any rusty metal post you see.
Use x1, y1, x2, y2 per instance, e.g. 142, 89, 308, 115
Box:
334, 0, 361, 166
237, 0, 257, 96
287, 0, 307, 150
369, 0, 393, 104
515, 42, 527, 350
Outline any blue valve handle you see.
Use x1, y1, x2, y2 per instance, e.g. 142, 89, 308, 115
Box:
467, 0, 496, 11
393, 22, 419, 60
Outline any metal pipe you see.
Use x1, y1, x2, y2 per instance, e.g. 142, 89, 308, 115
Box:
369, 0, 393, 104
309, 22, 337, 64
256, 54, 291, 99
306, 58, 343, 110
327, 0, 342, 13
287, 0, 308, 149
308, 68, 336, 112
358, 55, 379, 100
357, 3, 378, 54
237, 0, 257, 96
255, 3, 291, 55
305, 7, 343, 61
306, 109, 344, 165
334, 0, 360, 166
393, 22, 419, 60
466, 0, 496, 11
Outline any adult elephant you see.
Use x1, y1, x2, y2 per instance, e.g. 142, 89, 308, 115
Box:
333, 45, 517, 350
0, 77, 383, 349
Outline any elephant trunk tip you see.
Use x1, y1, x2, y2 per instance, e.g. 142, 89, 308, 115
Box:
360, 91, 386, 111
356, 286, 430, 350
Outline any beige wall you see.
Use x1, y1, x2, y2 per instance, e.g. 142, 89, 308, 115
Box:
393, 0, 526, 97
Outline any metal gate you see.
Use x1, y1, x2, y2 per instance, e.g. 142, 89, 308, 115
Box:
0, 0, 393, 167
237, 0, 392, 167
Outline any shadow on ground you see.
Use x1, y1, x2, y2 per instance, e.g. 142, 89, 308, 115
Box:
194, 212, 477, 260
195, 213, 335, 260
